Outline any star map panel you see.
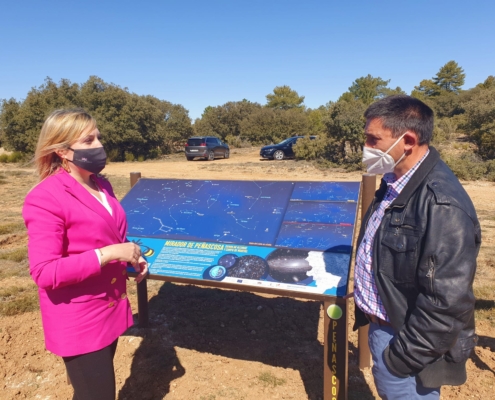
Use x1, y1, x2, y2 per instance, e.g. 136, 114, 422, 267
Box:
291, 182, 360, 202
282, 201, 357, 225
122, 179, 361, 297
275, 222, 354, 252
121, 179, 294, 246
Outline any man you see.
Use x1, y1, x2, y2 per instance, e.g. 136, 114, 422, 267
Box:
353, 95, 481, 399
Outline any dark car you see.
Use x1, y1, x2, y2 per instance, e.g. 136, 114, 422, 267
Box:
260, 136, 316, 160
185, 136, 230, 161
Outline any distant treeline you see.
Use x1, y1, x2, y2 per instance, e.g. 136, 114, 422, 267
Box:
0, 76, 193, 161
1, 61, 494, 177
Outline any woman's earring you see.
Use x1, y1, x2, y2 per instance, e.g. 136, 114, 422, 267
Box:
61, 157, 71, 173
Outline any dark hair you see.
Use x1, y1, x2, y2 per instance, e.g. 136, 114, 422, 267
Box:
364, 95, 434, 145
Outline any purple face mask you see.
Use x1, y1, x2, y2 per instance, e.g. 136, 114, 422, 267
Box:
68, 147, 107, 174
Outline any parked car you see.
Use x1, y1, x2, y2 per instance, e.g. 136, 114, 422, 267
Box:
185, 136, 230, 161
259, 136, 316, 160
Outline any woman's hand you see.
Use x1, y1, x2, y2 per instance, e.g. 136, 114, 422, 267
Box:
99, 242, 141, 268
134, 256, 149, 283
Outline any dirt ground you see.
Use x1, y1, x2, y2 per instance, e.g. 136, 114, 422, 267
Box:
0, 148, 494, 399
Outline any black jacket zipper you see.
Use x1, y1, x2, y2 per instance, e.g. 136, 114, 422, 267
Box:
426, 256, 436, 304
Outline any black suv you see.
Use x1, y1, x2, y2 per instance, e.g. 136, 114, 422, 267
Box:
260, 136, 316, 160
185, 136, 230, 161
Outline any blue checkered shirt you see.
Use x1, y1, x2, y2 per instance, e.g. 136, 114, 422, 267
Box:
354, 150, 429, 321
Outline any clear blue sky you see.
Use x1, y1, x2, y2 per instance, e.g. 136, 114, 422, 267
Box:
1, 0, 494, 120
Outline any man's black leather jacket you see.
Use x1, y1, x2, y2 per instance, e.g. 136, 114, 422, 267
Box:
353, 147, 481, 388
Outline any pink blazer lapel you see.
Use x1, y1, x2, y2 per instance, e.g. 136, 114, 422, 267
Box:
96, 177, 127, 239
57, 171, 124, 243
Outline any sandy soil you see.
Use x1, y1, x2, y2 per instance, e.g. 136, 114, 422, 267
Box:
0, 148, 494, 399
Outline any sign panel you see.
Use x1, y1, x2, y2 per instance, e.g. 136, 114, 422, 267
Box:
121, 179, 360, 297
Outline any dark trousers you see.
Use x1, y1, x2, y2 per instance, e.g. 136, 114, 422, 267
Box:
63, 339, 118, 400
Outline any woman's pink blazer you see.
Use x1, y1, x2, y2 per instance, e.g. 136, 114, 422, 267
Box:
22, 169, 133, 357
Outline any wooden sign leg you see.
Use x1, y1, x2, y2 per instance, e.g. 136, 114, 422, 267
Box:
137, 279, 149, 328
358, 173, 376, 370
323, 298, 348, 400
129, 171, 149, 328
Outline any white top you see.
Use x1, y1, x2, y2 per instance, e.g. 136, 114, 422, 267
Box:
91, 185, 113, 216
92, 183, 113, 265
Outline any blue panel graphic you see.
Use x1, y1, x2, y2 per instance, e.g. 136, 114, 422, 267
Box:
122, 179, 361, 298
121, 179, 294, 246
275, 222, 354, 252
291, 182, 360, 202
283, 201, 357, 225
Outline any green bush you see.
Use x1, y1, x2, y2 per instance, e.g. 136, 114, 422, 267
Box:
294, 136, 325, 160
124, 152, 135, 162
0, 151, 24, 163
148, 147, 162, 159
224, 134, 253, 148
137, 155, 145, 162
442, 152, 495, 181
106, 148, 121, 162
432, 126, 449, 145
294, 134, 364, 171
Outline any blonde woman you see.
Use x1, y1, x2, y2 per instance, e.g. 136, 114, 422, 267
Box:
22, 109, 148, 400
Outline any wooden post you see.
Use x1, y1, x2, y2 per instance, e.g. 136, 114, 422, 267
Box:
130, 172, 141, 188
130, 172, 149, 328
358, 174, 376, 370
323, 298, 348, 400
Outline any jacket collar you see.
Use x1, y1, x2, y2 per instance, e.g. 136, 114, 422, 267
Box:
56, 169, 123, 242
380, 146, 441, 208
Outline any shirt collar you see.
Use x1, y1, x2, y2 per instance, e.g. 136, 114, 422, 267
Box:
383, 149, 430, 190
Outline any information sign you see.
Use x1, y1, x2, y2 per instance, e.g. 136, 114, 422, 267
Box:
121, 179, 360, 297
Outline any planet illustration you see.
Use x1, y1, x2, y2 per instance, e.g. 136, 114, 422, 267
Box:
217, 253, 239, 269
267, 248, 311, 283
202, 265, 227, 281
227, 255, 268, 280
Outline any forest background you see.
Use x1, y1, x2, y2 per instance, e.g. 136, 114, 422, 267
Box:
1, 60, 494, 180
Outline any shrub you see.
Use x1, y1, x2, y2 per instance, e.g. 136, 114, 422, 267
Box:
0, 151, 24, 163
148, 147, 162, 159
294, 136, 325, 160
224, 134, 252, 148
442, 152, 495, 181
106, 148, 121, 162
125, 152, 135, 162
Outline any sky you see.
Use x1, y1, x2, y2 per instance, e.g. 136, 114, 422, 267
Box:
1, 0, 494, 120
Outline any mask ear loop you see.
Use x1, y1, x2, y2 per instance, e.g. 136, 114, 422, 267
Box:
393, 152, 407, 167
384, 132, 407, 155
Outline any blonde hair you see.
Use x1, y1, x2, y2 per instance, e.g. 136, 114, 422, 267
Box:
34, 109, 97, 181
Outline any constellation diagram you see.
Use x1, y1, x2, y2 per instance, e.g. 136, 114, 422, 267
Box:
120, 179, 294, 245
283, 201, 357, 225
275, 182, 359, 252
275, 222, 354, 252
291, 182, 360, 202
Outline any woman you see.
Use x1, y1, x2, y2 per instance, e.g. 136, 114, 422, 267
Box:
22, 109, 148, 400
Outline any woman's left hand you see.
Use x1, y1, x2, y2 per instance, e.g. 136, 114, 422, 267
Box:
134, 256, 149, 283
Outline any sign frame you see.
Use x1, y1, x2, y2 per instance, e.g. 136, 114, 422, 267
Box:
125, 172, 376, 400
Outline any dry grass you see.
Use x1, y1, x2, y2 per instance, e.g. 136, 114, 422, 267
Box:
474, 286, 495, 327
0, 222, 25, 235
0, 246, 28, 262
0, 284, 38, 316
257, 371, 286, 387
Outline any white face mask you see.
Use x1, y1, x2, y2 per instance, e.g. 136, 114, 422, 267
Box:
362, 133, 407, 174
